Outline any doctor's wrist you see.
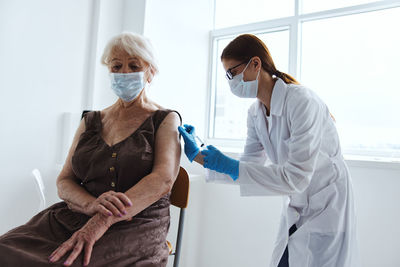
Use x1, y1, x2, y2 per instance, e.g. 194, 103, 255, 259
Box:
227, 158, 239, 181
188, 148, 200, 162
217, 153, 239, 180
193, 152, 204, 165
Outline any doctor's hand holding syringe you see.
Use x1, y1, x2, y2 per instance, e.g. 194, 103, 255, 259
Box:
178, 124, 240, 180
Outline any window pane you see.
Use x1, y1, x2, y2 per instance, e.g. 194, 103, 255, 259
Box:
301, 0, 383, 14
214, 0, 294, 29
301, 7, 400, 158
212, 30, 289, 139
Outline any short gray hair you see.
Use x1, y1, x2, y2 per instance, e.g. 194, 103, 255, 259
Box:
101, 32, 159, 75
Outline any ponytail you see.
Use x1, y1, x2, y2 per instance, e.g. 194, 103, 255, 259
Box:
274, 70, 299, 85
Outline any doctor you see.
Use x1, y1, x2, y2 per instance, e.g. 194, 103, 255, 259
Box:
178, 34, 359, 267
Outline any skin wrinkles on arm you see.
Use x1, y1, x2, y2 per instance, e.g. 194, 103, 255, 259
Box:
56, 118, 97, 215
102, 111, 182, 226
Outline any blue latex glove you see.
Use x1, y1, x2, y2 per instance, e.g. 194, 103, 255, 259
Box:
178, 124, 200, 162
201, 145, 239, 180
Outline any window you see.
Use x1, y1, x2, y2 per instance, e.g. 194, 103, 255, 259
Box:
209, 0, 400, 160
301, 0, 382, 14
214, 0, 294, 29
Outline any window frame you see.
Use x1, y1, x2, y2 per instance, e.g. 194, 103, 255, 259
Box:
206, 0, 400, 161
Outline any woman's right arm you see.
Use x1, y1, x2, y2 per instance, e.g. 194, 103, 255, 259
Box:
56, 118, 97, 215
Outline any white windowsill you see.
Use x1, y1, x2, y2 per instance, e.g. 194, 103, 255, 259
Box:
216, 146, 400, 171
343, 156, 400, 170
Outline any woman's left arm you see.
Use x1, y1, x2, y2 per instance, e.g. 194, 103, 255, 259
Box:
120, 111, 182, 217
49, 112, 181, 266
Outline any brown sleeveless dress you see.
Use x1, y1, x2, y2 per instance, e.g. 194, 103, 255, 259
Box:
0, 109, 181, 267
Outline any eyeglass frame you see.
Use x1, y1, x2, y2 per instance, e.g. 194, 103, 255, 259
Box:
225, 61, 248, 80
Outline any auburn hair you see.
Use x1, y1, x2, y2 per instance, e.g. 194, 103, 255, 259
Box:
221, 34, 299, 85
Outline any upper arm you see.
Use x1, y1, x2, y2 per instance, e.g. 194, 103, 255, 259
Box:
152, 112, 181, 183
56, 118, 86, 185
241, 108, 267, 163
237, 94, 324, 195
284, 93, 324, 184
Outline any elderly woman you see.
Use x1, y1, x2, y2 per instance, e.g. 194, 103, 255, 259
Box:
0, 32, 181, 266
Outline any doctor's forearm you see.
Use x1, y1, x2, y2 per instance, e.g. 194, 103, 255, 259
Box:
193, 153, 204, 166
238, 161, 311, 195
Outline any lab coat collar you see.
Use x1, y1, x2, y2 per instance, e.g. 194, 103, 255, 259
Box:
256, 78, 288, 117
270, 78, 287, 116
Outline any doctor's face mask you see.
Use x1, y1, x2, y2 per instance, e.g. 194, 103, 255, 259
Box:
227, 59, 260, 98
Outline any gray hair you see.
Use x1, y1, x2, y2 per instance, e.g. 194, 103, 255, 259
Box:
101, 32, 159, 75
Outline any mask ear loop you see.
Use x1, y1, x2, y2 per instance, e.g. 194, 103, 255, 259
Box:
245, 58, 261, 81
255, 65, 261, 81
248, 59, 261, 81
241, 59, 252, 75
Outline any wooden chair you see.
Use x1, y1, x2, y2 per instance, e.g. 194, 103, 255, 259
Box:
168, 167, 190, 267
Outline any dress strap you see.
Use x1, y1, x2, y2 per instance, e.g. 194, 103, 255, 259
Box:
153, 109, 182, 133
83, 111, 102, 133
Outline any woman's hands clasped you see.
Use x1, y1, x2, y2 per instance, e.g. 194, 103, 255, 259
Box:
87, 190, 132, 217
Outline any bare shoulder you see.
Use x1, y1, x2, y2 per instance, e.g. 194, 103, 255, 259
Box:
158, 111, 181, 131
152, 101, 163, 110
99, 106, 113, 119
154, 111, 181, 155
75, 115, 86, 136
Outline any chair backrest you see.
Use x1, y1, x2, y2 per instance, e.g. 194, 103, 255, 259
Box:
81, 110, 91, 119
170, 167, 189, 209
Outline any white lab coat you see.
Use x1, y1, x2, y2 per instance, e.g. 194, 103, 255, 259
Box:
206, 78, 359, 267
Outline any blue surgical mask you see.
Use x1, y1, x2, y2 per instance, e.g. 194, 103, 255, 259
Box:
109, 71, 146, 102
228, 60, 260, 98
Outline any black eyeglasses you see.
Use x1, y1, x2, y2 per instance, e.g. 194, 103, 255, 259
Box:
225, 61, 247, 80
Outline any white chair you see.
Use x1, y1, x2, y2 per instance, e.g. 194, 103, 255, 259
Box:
32, 168, 46, 211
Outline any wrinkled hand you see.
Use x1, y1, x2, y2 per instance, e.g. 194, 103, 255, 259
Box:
88, 191, 132, 217
201, 145, 239, 180
49, 214, 109, 266
178, 124, 200, 162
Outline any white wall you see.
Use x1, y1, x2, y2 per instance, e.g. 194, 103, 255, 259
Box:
1, 1, 400, 267
143, 0, 213, 136
349, 162, 400, 267
0, 0, 93, 234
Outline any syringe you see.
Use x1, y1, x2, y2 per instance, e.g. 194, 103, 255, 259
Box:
195, 135, 205, 148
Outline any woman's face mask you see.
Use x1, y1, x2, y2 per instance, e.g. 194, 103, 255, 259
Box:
109, 70, 147, 102
227, 59, 260, 98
